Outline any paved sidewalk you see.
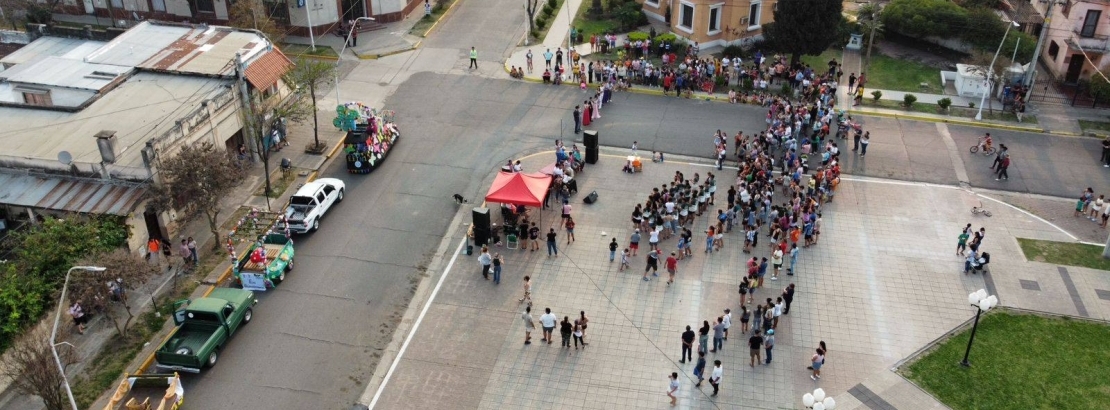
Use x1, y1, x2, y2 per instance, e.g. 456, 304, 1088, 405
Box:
371, 145, 1110, 409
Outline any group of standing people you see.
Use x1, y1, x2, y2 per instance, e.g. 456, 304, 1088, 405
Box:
520, 306, 591, 350
1076, 187, 1110, 228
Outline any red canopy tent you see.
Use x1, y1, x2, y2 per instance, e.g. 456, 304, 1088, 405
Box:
485, 172, 551, 207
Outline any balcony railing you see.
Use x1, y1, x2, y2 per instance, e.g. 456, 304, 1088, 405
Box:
1069, 25, 1110, 53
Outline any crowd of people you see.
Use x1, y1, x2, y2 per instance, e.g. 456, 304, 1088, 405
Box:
1076, 187, 1110, 228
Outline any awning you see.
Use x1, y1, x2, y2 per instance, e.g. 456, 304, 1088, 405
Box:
245, 49, 293, 90
485, 172, 552, 208
0, 172, 146, 215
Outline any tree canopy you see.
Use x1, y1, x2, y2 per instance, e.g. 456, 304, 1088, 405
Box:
881, 0, 968, 38
762, 0, 844, 65
146, 141, 245, 244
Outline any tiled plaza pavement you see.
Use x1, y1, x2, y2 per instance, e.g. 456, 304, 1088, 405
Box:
373, 151, 1110, 410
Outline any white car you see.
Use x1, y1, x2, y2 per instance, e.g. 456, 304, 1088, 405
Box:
282, 178, 345, 234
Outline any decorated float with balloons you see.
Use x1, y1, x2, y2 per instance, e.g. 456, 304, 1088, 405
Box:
226, 208, 295, 291
335, 102, 400, 174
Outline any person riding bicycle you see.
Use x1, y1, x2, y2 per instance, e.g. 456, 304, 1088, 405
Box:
978, 133, 993, 152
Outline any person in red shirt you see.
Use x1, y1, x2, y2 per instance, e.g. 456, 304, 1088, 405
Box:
665, 252, 679, 285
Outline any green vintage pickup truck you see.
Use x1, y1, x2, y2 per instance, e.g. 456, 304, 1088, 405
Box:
234, 232, 294, 291
154, 288, 256, 373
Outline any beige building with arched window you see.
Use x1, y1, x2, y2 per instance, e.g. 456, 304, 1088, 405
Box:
638, 0, 778, 48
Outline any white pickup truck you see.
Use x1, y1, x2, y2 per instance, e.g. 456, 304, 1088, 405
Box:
282, 178, 345, 234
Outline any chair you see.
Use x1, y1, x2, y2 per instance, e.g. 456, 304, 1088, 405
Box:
506, 234, 519, 250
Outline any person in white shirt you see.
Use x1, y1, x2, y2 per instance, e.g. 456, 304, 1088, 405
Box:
667, 372, 679, 406
539, 307, 558, 344
710, 360, 723, 396
722, 309, 732, 340
773, 298, 783, 329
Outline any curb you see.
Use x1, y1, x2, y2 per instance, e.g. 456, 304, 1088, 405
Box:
422, 0, 461, 38
134, 135, 343, 375
356, 42, 422, 60
846, 109, 1044, 133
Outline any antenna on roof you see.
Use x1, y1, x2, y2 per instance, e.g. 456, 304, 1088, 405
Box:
57, 151, 72, 165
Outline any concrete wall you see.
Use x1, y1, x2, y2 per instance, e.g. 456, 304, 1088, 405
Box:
287, 0, 341, 28
1038, 0, 1110, 82
638, 0, 775, 48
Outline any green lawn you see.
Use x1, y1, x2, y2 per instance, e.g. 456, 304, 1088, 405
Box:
902, 312, 1110, 410
1017, 238, 1110, 270
278, 43, 338, 59
1078, 120, 1110, 134
571, 0, 620, 39
861, 99, 1038, 124
865, 53, 943, 94
530, 0, 569, 44
409, 0, 459, 37
799, 49, 842, 72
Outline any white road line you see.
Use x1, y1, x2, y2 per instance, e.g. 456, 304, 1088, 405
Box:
367, 237, 467, 409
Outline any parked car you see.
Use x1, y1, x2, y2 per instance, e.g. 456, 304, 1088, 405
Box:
154, 288, 256, 373
234, 232, 294, 290
281, 178, 345, 234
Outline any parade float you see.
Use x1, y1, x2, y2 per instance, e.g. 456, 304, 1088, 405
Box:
335, 102, 400, 174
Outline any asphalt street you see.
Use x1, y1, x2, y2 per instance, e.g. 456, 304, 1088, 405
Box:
177, 1, 1109, 408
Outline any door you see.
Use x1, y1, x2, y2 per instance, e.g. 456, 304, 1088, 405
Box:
143, 208, 166, 242
1065, 54, 1085, 83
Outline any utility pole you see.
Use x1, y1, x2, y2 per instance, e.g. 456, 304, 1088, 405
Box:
1024, 0, 1057, 102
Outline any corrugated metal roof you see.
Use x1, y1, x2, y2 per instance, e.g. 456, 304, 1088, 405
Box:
245, 49, 292, 90
0, 172, 146, 215
0, 56, 130, 90
0, 37, 107, 67
84, 21, 269, 77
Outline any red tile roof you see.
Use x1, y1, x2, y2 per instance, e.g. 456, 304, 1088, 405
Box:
245, 49, 293, 90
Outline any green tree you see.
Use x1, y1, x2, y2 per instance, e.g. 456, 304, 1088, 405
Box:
857, 3, 884, 50
146, 141, 246, 244
284, 58, 335, 153
0, 217, 127, 351
762, 0, 844, 65
1090, 71, 1110, 102
881, 0, 968, 38
612, 0, 646, 31
229, 0, 285, 44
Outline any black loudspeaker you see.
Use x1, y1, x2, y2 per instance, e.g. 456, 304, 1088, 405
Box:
472, 207, 491, 245
583, 130, 598, 148
586, 145, 599, 164
583, 191, 599, 204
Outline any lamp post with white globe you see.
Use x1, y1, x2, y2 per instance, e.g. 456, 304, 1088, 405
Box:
802, 388, 837, 410
960, 289, 998, 367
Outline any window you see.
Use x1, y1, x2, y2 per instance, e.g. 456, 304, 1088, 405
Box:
195, 0, 214, 13
151, 0, 165, 11
678, 2, 694, 33
21, 90, 52, 106
1081, 10, 1101, 38
1049, 40, 1060, 60
646, 0, 658, 6
708, 4, 722, 34
748, 1, 762, 29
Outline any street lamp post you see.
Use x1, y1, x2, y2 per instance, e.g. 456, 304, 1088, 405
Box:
976, 21, 1020, 121
50, 265, 106, 410
960, 289, 998, 367
335, 16, 376, 105
802, 388, 837, 410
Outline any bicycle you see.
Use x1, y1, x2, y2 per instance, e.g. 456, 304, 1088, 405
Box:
969, 136, 997, 155
971, 201, 992, 217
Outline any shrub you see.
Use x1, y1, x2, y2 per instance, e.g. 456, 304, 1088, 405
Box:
780, 82, 792, 95
722, 45, 745, 59
903, 93, 918, 107
627, 31, 650, 42
881, 0, 968, 38
654, 33, 678, 44
871, 90, 883, 101
937, 97, 952, 110
531, 29, 540, 39
968, 101, 976, 108
536, 18, 547, 29
742, 78, 754, 90
547, 0, 556, 9
542, 4, 554, 17
715, 75, 728, 87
